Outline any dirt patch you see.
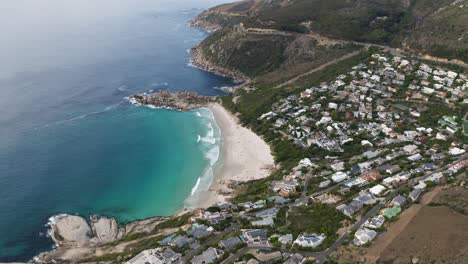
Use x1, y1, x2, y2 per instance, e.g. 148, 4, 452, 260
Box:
366, 186, 468, 263
377, 205, 468, 263
334, 186, 468, 263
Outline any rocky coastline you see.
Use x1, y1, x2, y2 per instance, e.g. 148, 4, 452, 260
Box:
190, 45, 249, 84
35, 214, 169, 263
128, 91, 218, 111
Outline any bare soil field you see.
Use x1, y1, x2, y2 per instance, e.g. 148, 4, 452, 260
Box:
334, 186, 468, 263
376, 205, 468, 263
372, 186, 468, 263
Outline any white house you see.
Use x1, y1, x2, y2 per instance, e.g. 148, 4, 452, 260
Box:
331, 172, 349, 183
369, 184, 386, 196
293, 234, 326, 248
353, 228, 377, 246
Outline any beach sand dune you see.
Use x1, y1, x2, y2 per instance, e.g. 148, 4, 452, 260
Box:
186, 103, 275, 208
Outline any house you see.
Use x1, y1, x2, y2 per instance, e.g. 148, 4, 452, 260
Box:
241, 229, 268, 245
385, 165, 401, 175
363, 150, 379, 159
336, 204, 355, 217
219, 237, 242, 250
391, 195, 406, 207
331, 171, 349, 183
360, 171, 383, 182
169, 235, 192, 248
319, 180, 331, 188
355, 192, 376, 205
403, 144, 418, 154
449, 147, 465, 156
126, 248, 182, 264
350, 200, 364, 211
431, 153, 445, 161
252, 216, 274, 227
293, 233, 327, 248
278, 234, 293, 245
160, 233, 177, 246
408, 153, 423, 161
203, 211, 231, 225
414, 181, 427, 190
369, 184, 387, 196
363, 215, 385, 229
353, 228, 377, 246
425, 172, 444, 183
254, 251, 283, 263
284, 253, 306, 264
191, 248, 224, 264
187, 224, 213, 239
331, 161, 345, 171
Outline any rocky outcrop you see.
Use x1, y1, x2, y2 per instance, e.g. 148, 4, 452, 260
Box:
128, 91, 218, 111
49, 215, 119, 247
50, 215, 93, 246
90, 215, 119, 243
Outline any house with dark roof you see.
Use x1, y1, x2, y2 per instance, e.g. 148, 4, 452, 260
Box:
219, 236, 242, 250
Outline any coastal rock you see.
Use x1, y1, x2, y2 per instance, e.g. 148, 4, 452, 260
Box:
50, 215, 92, 245
128, 91, 218, 112
90, 216, 119, 243
49, 214, 121, 247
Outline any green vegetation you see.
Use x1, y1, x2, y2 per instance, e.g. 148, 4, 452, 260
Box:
285, 204, 345, 245
155, 213, 191, 230
197, 0, 468, 63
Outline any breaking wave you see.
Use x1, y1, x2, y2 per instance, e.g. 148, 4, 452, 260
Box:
186, 108, 221, 204
35, 102, 124, 129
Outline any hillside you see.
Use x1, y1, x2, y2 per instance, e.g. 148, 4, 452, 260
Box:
191, 23, 360, 86
191, 0, 468, 74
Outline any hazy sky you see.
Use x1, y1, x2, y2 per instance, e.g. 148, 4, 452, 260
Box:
0, 0, 228, 78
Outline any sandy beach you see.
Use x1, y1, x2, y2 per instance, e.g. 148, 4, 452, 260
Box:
185, 103, 275, 208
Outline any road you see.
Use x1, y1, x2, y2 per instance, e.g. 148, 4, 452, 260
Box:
275, 49, 365, 88
267, 29, 468, 89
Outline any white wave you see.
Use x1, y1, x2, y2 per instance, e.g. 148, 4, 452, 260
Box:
150, 82, 169, 87
186, 59, 194, 67
117, 85, 127, 92
46, 214, 68, 226
190, 177, 201, 195
36, 102, 123, 129
213, 86, 231, 92
183, 38, 201, 44
207, 146, 220, 166
195, 111, 202, 117
197, 135, 201, 143
201, 136, 216, 145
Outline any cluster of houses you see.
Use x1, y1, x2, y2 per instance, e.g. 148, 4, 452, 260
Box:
125, 53, 467, 264
259, 53, 466, 155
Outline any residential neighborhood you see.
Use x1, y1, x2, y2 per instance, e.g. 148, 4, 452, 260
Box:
123, 53, 467, 264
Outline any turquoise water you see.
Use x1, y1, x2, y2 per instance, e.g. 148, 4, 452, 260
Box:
0, 0, 231, 261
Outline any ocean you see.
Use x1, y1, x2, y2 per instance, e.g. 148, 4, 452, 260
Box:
0, 0, 231, 261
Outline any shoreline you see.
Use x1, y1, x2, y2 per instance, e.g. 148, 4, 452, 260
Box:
185, 103, 275, 208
